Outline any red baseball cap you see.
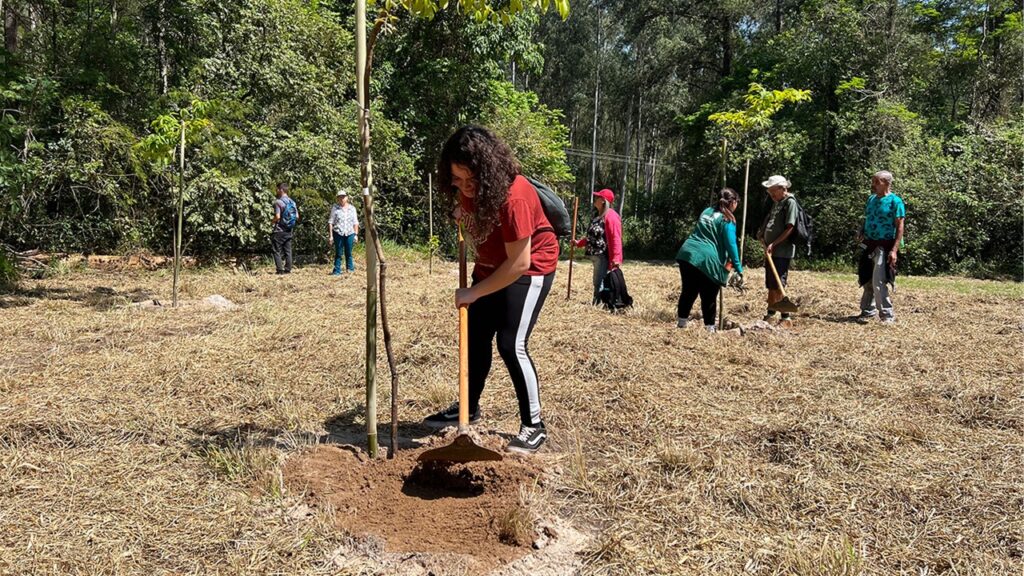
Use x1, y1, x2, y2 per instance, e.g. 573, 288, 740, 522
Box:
594, 189, 615, 204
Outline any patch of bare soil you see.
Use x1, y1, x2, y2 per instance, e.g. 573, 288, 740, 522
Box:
284, 439, 573, 574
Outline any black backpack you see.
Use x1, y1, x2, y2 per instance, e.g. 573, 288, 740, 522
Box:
791, 197, 815, 256
600, 268, 634, 311
525, 176, 572, 237
761, 195, 815, 257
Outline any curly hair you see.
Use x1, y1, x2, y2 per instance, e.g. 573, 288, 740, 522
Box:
437, 126, 520, 241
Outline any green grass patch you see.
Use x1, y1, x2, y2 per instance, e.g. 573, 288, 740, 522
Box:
812, 271, 1023, 298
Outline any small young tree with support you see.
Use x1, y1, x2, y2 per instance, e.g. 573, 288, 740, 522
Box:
709, 82, 811, 260
136, 98, 212, 308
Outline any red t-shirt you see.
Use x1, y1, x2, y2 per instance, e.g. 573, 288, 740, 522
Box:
461, 175, 560, 281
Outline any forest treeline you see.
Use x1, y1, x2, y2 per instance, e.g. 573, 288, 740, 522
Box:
1, 0, 1021, 278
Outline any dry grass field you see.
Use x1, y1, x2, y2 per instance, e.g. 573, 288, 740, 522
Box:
1, 253, 1021, 575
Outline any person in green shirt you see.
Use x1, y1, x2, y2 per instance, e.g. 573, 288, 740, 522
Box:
757, 175, 798, 324
675, 188, 744, 333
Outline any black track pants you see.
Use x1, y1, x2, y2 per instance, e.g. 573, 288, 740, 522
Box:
468, 273, 554, 427
677, 260, 721, 326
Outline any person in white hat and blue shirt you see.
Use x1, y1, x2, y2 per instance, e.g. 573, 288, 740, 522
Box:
327, 190, 359, 275
757, 175, 798, 324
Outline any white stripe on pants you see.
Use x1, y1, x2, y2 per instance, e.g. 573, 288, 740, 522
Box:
513, 275, 544, 425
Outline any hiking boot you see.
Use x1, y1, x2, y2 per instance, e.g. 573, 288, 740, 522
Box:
423, 402, 481, 429
880, 317, 896, 325
677, 317, 689, 329
507, 423, 547, 454
763, 311, 777, 322
704, 324, 717, 334
856, 312, 876, 325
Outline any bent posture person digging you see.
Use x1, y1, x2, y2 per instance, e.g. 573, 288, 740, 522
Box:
675, 188, 745, 333
423, 126, 559, 455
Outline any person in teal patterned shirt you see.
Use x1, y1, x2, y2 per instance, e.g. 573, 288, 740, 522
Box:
857, 170, 905, 324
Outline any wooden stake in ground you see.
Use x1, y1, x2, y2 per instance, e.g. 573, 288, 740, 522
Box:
355, 0, 377, 458
566, 196, 579, 300
740, 158, 750, 261
428, 172, 434, 275
355, 1, 399, 459
172, 120, 185, 308
718, 138, 727, 330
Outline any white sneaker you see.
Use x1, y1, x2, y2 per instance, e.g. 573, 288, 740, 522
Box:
704, 325, 717, 334
677, 317, 689, 329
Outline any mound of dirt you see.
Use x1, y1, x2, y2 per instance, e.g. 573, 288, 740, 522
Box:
284, 442, 546, 571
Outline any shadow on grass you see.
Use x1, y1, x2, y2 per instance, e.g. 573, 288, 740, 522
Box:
0, 285, 155, 310
188, 407, 432, 456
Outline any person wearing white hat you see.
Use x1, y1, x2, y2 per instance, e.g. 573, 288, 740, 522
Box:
327, 190, 359, 275
757, 175, 798, 324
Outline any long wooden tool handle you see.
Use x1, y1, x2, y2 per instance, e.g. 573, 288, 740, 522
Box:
566, 196, 579, 300
765, 251, 787, 299
458, 222, 470, 433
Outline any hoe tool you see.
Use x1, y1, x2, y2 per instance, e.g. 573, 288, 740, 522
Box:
418, 223, 503, 464
765, 251, 800, 314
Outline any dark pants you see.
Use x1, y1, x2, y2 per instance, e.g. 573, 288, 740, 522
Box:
677, 260, 721, 326
332, 233, 355, 274
468, 273, 554, 427
271, 230, 293, 273
765, 256, 790, 290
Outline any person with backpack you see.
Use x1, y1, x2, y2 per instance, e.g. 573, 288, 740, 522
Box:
571, 189, 623, 305
271, 182, 299, 275
856, 170, 905, 324
423, 125, 559, 455
757, 175, 798, 325
675, 188, 744, 333
327, 190, 359, 275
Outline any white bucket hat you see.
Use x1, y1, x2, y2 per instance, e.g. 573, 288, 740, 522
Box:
336, 190, 349, 197
761, 175, 791, 189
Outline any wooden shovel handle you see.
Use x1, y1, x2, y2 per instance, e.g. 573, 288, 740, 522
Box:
765, 251, 787, 299
458, 222, 469, 432
566, 196, 579, 300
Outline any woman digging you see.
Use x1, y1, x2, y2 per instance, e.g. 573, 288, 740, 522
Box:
423, 126, 559, 455
675, 188, 744, 333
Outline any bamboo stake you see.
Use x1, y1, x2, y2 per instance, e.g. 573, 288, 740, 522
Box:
566, 196, 579, 300
355, 0, 377, 458
172, 120, 185, 308
740, 158, 750, 262
718, 138, 727, 331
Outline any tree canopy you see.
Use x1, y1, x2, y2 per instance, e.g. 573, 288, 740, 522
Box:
1, 0, 1020, 277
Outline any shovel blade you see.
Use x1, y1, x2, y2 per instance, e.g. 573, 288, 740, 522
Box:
417, 433, 504, 464
768, 297, 800, 314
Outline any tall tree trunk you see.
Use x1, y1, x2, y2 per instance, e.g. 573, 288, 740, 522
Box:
775, 0, 783, 33
157, 0, 168, 94
632, 95, 643, 218
620, 96, 633, 213
589, 6, 601, 203
720, 14, 732, 78
4, 0, 17, 54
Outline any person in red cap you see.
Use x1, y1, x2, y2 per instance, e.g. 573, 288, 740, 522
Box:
573, 189, 623, 304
